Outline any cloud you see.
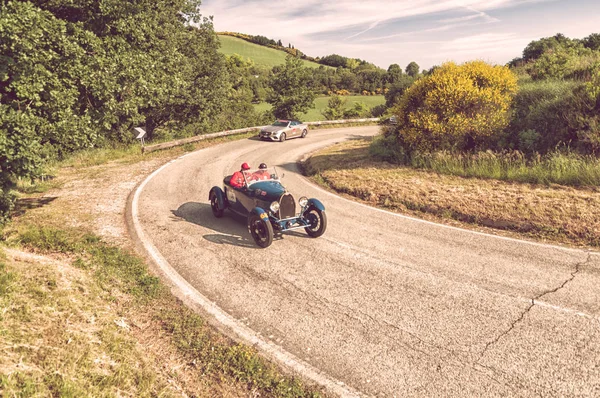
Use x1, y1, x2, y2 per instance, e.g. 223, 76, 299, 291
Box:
200, 0, 591, 68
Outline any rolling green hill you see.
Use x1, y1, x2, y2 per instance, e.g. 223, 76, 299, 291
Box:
254, 95, 385, 122
217, 35, 329, 69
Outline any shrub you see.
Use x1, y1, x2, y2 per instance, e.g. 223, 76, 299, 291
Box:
391, 61, 518, 153
321, 95, 346, 120
506, 79, 600, 154
370, 104, 387, 117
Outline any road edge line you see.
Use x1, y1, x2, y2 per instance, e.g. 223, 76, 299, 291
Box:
126, 155, 363, 398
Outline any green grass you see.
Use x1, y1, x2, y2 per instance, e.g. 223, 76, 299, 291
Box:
218, 35, 327, 69
370, 136, 600, 187
1, 224, 324, 397
256, 95, 385, 122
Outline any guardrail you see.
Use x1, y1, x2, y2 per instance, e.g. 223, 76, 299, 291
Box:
142, 118, 380, 154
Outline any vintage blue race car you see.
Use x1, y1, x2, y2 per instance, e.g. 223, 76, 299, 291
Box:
209, 167, 327, 248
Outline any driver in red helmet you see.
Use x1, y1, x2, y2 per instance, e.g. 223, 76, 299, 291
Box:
230, 162, 250, 188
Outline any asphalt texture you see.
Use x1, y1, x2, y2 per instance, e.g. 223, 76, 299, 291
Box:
134, 126, 600, 397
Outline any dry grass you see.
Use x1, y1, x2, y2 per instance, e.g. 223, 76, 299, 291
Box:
304, 138, 600, 247
0, 132, 325, 397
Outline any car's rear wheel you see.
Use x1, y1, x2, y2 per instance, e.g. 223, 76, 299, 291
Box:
279, 133, 286, 142
210, 191, 224, 218
304, 206, 327, 237
248, 214, 273, 248
301, 129, 308, 138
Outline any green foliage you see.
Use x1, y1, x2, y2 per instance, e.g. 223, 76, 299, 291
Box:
370, 104, 387, 117
404, 150, 600, 187
391, 61, 518, 153
159, 307, 321, 397
321, 95, 346, 120
319, 54, 350, 68
343, 101, 369, 118
0, 0, 232, 222
386, 64, 403, 84
506, 79, 600, 154
384, 75, 415, 107
583, 33, 600, 51
267, 56, 316, 119
405, 61, 420, 77
528, 44, 600, 80
522, 33, 577, 62
16, 226, 161, 299
0, 260, 15, 297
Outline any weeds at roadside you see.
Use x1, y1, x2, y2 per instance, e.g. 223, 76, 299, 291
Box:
369, 135, 600, 187
306, 139, 600, 247
0, 225, 324, 397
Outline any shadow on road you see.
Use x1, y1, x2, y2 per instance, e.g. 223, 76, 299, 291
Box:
172, 202, 311, 248
171, 202, 258, 248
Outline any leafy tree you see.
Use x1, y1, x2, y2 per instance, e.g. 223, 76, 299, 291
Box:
522, 33, 575, 62
343, 101, 368, 119
528, 44, 600, 80
267, 55, 315, 119
582, 33, 600, 51
386, 64, 403, 84
345, 58, 360, 70
321, 95, 346, 120
384, 75, 415, 107
405, 61, 420, 77
319, 54, 348, 68
391, 61, 518, 153
0, 0, 230, 221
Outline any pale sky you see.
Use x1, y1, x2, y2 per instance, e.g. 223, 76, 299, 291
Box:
200, 0, 600, 70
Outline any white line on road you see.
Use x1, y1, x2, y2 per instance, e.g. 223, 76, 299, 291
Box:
131, 154, 363, 398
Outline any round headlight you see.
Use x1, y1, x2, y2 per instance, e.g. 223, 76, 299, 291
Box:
270, 201, 280, 213
298, 196, 308, 207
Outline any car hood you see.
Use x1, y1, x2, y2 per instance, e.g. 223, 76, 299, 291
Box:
261, 126, 284, 133
250, 181, 285, 202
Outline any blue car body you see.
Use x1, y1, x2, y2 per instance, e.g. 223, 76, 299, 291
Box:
209, 167, 327, 248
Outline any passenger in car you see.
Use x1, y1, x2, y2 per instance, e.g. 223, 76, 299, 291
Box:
252, 163, 270, 181
230, 162, 251, 188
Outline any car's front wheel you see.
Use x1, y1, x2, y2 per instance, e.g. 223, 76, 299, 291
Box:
304, 206, 327, 237
279, 133, 286, 142
248, 214, 274, 248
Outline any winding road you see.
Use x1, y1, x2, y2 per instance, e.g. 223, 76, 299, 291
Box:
131, 126, 600, 397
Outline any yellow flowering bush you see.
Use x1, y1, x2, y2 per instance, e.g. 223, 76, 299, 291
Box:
392, 61, 518, 152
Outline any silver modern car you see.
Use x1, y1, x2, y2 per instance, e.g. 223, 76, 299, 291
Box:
259, 120, 309, 142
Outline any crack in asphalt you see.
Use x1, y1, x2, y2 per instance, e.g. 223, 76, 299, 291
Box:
477, 253, 591, 363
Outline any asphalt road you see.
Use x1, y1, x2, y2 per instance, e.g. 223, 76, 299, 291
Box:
133, 126, 600, 397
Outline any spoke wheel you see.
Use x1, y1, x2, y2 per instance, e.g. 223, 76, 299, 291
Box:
210, 191, 224, 218
301, 129, 308, 138
304, 206, 327, 237
248, 214, 274, 248
279, 132, 286, 142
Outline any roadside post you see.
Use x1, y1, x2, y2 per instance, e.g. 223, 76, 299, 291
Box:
134, 127, 147, 153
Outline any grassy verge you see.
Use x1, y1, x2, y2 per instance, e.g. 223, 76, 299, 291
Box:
304, 138, 600, 247
0, 225, 324, 397
370, 135, 600, 187
1, 131, 326, 397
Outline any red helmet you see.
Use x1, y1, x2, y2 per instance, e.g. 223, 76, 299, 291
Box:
241, 162, 250, 170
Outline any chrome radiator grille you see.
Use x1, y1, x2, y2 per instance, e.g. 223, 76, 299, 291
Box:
279, 193, 296, 219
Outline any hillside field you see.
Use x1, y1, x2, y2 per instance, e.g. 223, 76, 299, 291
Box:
217, 35, 330, 69
254, 95, 385, 122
